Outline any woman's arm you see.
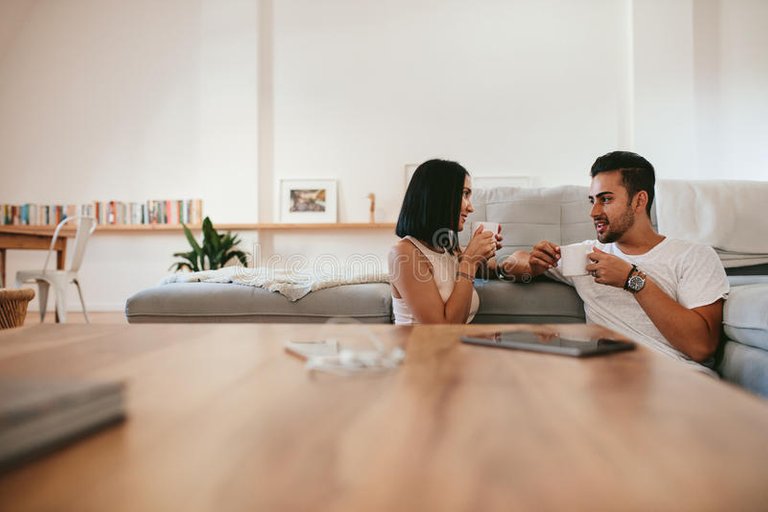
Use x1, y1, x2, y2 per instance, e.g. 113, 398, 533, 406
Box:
389, 232, 495, 324
388, 242, 474, 323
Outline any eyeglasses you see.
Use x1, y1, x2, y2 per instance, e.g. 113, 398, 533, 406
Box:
291, 318, 406, 376
305, 346, 406, 376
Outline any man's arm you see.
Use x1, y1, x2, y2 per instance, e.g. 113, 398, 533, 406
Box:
500, 241, 561, 279
634, 285, 723, 362
587, 247, 722, 362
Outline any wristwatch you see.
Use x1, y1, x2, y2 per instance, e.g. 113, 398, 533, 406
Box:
624, 264, 647, 294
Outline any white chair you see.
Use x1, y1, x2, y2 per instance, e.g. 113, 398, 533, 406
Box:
16, 216, 97, 323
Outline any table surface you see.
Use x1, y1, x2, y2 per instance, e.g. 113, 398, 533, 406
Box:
0, 323, 767, 512
0, 230, 68, 288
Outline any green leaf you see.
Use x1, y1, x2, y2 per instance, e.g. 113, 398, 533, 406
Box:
234, 250, 249, 267
169, 261, 193, 272
221, 249, 249, 267
173, 217, 247, 271
182, 223, 202, 255
202, 217, 222, 269
180, 223, 204, 271
169, 250, 200, 272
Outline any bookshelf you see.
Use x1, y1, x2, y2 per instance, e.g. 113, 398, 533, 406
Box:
1, 199, 204, 227
0, 223, 396, 235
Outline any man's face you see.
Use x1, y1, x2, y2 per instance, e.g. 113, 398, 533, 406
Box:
588, 171, 636, 243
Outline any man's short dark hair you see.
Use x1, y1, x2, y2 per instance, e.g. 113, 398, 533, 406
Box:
396, 159, 468, 254
590, 151, 655, 216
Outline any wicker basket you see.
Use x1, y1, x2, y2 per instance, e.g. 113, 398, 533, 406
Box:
0, 288, 36, 329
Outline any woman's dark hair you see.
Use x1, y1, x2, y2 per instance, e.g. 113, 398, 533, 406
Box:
590, 151, 655, 216
396, 159, 468, 254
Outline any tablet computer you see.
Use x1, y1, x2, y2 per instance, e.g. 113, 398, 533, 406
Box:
460, 331, 634, 357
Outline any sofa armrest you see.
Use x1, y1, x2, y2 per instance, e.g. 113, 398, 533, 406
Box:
728, 275, 768, 287
723, 283, 768, 351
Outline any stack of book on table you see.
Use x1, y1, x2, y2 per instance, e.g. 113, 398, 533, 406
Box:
0, 378, 126, 470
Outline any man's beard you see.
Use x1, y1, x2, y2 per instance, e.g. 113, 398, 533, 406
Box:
597, 206, 635, 243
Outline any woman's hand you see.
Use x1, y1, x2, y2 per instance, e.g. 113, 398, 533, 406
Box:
462, 225, 497, 271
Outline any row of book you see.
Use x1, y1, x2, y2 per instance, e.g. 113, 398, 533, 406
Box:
0, 199, 204, 226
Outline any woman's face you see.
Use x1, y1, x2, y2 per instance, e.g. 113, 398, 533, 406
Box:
458, 175, 474, 231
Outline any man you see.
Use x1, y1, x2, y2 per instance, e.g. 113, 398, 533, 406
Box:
502, 151, 729, 373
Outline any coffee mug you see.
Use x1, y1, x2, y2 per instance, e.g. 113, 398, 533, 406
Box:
472, 222, 501, 237
559, 242, 593, 277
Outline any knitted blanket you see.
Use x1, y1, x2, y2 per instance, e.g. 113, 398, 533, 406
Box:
162, 266, 390, 301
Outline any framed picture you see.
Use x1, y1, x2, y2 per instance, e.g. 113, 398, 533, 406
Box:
280, 179, 338, 223
472, 175, 532, 189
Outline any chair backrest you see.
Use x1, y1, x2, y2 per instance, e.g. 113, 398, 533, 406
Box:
43, 216, 97, 273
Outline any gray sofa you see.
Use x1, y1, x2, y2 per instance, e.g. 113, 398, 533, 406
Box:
126, 186, 768, 397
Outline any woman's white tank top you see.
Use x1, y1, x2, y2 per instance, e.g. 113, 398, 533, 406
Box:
392, 236, 479, 325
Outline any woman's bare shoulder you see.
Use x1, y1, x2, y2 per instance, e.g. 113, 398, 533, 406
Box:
389, 238, 428, 265
391, 237, 418, 255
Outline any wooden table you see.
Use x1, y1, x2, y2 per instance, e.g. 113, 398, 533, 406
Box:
0, 323, 767, 511
0, 227, 68, 288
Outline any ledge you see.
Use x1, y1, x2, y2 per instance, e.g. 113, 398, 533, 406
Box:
0, 223, 396, 235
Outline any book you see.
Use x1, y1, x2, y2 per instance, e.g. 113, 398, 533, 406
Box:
0, 198, 203, 226
0, 378, 126, 470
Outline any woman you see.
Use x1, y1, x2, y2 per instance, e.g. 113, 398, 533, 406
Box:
389, 159, 500, 324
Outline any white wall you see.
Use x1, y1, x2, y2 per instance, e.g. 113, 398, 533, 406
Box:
0, 0, 766, 311
0, 0, 261, 310
633, 0, 698, 178
272, 0, 628, 221
694, 0, 768, 178
633, 0, 768, 179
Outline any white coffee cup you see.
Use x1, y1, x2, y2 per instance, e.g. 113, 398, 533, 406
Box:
559, 242, 593, 277
472, 222, 501, 237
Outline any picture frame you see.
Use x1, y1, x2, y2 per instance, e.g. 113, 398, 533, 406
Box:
404, 165, 532, 190
279, 179, 337, 223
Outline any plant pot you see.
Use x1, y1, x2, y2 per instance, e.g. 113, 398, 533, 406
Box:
0, 288, 36, 329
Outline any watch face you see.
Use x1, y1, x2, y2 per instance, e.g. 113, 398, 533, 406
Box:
628, 274, 645, 292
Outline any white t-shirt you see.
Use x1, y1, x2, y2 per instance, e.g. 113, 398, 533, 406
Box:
548, 238, 729, 372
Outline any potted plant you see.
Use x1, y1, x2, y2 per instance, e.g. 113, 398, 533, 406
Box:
170, 217, 248, 272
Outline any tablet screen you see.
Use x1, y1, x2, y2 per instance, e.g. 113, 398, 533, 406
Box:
460, 330, 634, 357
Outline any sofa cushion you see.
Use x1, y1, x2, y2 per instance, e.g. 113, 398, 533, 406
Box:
126, 282, 393, 324
717, 340, 768, 398
723, 284, 768, 351
472, 278, 585, 324
459, 186, 594, 262
727, 275, 768, 287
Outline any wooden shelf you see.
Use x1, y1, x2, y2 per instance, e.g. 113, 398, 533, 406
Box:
0, 223, 396, 235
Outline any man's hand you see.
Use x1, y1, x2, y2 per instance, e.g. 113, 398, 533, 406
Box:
529, 241, 560, 276
585, 247, 634, 288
